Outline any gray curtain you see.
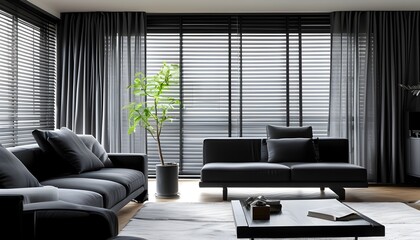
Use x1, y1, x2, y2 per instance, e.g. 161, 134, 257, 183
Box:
330, 12, 420, 183
57, 12, 146, 153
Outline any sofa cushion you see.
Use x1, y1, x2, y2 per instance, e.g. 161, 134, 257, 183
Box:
71, 168, 145, 195
32, 129, 57, 152
313, 137, 320, 162
32, 129, 79, 178
201, 162, 290, 182
285, 162, 367, 182
79, 135, 113, 167
0, 144, 41, 188
267, 138, 315, 163
46, 127, 104, 174
41, 178, 126, 209
58, 188, 103, 208
266, 125, 313, 139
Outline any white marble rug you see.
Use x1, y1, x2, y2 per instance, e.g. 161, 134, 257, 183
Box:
119, 201, 420, 240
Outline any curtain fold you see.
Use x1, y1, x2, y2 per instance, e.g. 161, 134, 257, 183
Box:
330, 12, 420, 183
57, 12, 146, 153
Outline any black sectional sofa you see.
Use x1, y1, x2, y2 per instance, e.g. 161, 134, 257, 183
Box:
8, 137, 148, 212
0, 127, 148, 239
200, 127, 368, 201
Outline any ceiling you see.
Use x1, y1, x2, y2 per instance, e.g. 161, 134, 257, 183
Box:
29, 0, 420, 18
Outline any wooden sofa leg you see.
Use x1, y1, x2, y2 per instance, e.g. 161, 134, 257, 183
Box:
320, 187, 325, 191
330, 187, 345, 200
223, 187, 228, 201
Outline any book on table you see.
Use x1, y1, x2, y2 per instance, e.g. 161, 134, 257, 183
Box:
307, 204, 361, 221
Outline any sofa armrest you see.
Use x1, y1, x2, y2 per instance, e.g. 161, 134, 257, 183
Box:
108, 153, 148, 188
0, 186, 59, 204
23, 200, 118, 240
0, 195, 24, 239
317, 138, 349, 163
108, 153, 147, 172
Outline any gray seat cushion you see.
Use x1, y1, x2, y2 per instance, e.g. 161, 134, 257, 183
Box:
285, 162, 367, 182
72, 168, 145, 195
58, 188, 103, 208
201, 162, 290, 182
41, 178, 126, 209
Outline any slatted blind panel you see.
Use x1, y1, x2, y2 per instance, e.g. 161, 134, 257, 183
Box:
146, 14, 331, 175
0, 6, 56, 148
181, 16, 231, 174
147, 17, 181, 174
236, 16, 289, 137
301, 32, 330, 136
301, 16, 331, 136
234, 15, 330, 137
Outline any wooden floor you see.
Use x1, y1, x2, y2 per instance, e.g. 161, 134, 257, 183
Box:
116, 179, 420, 231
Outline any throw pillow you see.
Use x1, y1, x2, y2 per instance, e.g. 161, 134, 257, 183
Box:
32, 128, 56, 152
46, 127, 104, 174
266, 125, 313, 139
260, 139, 268, 162
79, 135, 113, 167
0, 144, 41, 188
313, 137, 320, 162
32, 129, 74, 179
267, 138, 315, 163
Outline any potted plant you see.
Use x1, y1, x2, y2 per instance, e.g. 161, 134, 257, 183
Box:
126, 62, 181, 198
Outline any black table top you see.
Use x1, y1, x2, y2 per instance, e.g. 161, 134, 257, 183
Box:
231, 199, 385, 239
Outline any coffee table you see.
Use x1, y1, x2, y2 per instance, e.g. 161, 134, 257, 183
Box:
231, 199, 385, 239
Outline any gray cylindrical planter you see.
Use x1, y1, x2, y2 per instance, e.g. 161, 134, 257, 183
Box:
156, 163, 179, 198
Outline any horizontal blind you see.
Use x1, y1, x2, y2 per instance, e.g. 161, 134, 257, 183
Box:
235, 16, 289, 137
147, 17, 181, 175
146, 14, 331, 175
300, 16, 331, 136
0, 4, 56, 148
233, 15, 330, 138
181, 16, 231, 174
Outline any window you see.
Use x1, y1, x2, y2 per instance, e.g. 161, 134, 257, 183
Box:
147, 14, 330, 175
0, 2, 56, 147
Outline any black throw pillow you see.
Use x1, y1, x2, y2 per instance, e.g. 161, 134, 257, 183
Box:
313, 137, 320, 162
46, 127, 104, 174
266, 125, 313, 139
32, 129, 55, 152
32, 129, 74, 179
267, 138, 315, 163
0, 144, 41, 188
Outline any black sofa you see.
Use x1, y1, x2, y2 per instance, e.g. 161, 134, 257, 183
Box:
199, 137, 367, 200
0, 127, 148, 239
8, 135, 148, 212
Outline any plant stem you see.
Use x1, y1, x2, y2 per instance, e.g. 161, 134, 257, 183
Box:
154, 98, 165, 165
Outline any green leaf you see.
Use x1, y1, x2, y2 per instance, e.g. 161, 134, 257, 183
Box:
125, 62, 181, 164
